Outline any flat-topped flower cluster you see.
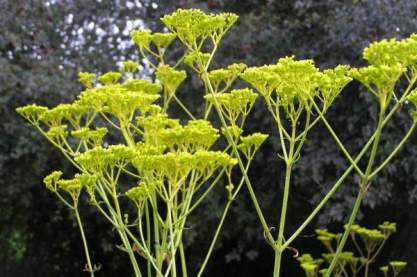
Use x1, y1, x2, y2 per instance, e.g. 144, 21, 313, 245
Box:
16, 8, 417, 277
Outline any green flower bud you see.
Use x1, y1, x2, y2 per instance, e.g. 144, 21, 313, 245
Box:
208, 68, 233, 86
389, 261, 407, 275
184, 51, 211, 70
221, 125, 243, 141
16, 104, 48, 123
121, 60, 139, 73
78, 72, 96, 88
389, 261, 407, 269
77, 173, 98, 202
354, 226, 386, 244
297, 254, 315, 264
363, 35, 417, 68
238, 133, 268, 157
204, 89, 258, 122
131, 29, 152, 49
318, 65, 352, 108
156, 64, 187, 93
71, 127, 107, 146
380, 265, 389, 273
301, 262, 318, 274
194, 150, 237, 177
349, 64, 405, 96
39, 103, 88, 127
161, 9, 238, 50
123, 79, 162, 94
126, 182, 154, 207
75, 145, 136, 174
46, 124, 68, 139
241, 56, 322, 114
297, 254, 323, 277
151, 32, 176, 49
98, 71, 122, 85
78, 84, 160, 120
378, 221, 397, 236
240, 65, 280, 98
43, 170, 63, 191
159, 120, 219, 152
52, 173, 94, 202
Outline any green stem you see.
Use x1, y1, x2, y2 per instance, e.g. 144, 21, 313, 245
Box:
153, 192, 163, 273
118, 225, 143, 277
196, 159, 251, 277
179, 242, 188, 277
112, 187, 142, 277
74, 209, 95, 277
273, 116, 298, 277
369, 122, 417, 179
273, 161, 293, 277
282, 125, 375, 249
166, 201, 177, 277
146, 203, 152, 277
200, 63, 275, 247
312, 101, 364, 177
325, 108, 386, 277
284, 91, 416, 249
364, 260, 370, 277
172, 94, 196, 120
197, 200, 232, 277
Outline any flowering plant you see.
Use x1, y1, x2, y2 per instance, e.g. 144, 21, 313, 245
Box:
17, 9, 417, 277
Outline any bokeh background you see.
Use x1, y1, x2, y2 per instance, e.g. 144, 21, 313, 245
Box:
2, 0, 417, 276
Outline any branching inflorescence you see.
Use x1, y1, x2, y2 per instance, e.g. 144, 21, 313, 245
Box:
17, 8, 417, 277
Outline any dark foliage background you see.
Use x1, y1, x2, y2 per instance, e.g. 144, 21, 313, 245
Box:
1, 0, 417, 276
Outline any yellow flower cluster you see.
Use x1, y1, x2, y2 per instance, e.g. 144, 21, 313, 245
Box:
131, 30, 176, 50
204, 89, 258, 124
156, 64, 187, 94
241, 56, 352, 115
161, 9, 238, 50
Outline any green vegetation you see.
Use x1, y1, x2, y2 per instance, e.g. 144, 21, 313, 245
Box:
16, 8, 417, 277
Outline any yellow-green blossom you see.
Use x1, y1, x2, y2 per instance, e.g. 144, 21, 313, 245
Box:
43, 170, 63, 191
16, 104, 48, 123
131, 29, 152, 50
238, 133, 269, 158
72, 127, 108, 146
349, 64, 405, 97
121, 60, 139, 73
46, 124, 68, 139
75, 145, 136, 175
151, 32, 176, 49
123, 79, 162, 94
98, 71, 122, 85
184, 51, 211, 70
78, 72, 96, 88
161, 9, 238, 50
156, 64, 187, 93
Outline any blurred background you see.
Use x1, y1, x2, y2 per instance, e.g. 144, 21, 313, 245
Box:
2, 0, 417, 276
